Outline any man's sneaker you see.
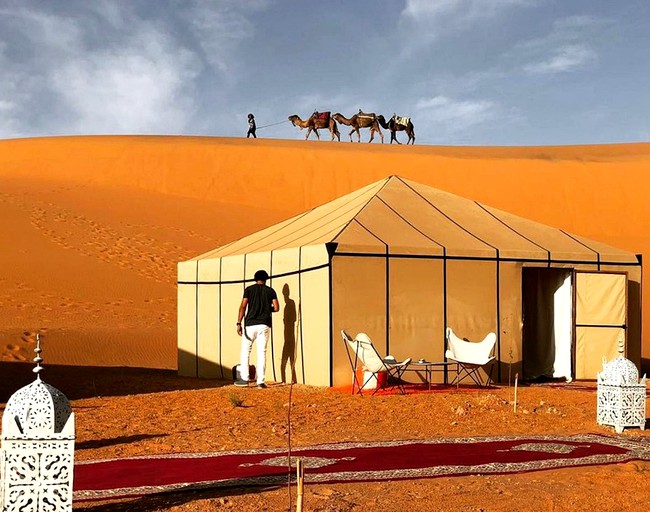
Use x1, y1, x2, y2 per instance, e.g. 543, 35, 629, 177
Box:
257, 383, 268, 389
234, 379, 249, 387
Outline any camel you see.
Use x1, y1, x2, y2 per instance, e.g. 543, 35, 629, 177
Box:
288, 112, 340, 141
377, 115, 415, 145
332, 111, 383, 143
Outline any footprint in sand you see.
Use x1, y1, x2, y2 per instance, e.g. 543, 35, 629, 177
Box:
2, 343, 28, 361
20, 329, 47, 343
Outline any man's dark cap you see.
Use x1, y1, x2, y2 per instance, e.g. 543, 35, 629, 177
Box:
254, 270, 269, 281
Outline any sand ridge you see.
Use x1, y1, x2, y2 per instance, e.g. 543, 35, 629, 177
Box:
0, 135, 649, 369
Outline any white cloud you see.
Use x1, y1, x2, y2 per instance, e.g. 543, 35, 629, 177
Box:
400, 0, 535, 39
523, 44, 596, 74
0, 5, 202, 136
402, 0, 533, 21
415, 95, 498, 132
517, 15, 606, 75
51, 27, 200, 134
395, 0, 539, 64
0, 2, 268, 137
179, 0, 269, 78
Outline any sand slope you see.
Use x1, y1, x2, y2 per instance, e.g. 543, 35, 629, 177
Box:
1, 136, 649, 368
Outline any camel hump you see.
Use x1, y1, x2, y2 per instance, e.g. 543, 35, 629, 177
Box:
357, 110, 376, 120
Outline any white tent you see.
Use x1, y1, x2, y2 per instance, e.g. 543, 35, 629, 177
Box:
178, 176, 641, 386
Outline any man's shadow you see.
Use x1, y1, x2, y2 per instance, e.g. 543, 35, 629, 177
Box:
280, 284, 297, 384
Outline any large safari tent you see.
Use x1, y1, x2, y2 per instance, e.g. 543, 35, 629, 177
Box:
177, 176, 641, 387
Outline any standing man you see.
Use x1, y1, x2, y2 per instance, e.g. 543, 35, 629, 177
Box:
235, 270, 279, 388
246, 113, 257, 138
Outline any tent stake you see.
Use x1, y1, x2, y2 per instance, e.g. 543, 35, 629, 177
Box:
296, 458, 304, 512
513, 373, 519, 414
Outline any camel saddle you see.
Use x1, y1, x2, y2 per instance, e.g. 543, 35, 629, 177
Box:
357, 110, 376, 120
394, 115, 410, 127
314, 111, 330, 121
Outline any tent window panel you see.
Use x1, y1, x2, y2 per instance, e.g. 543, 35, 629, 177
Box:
300, 266, 331, 386
446, 260, 498, 342
218, 255, 245, 378
220, 282, 245, 374
331, 256, 387, 387
197, 284, 221, 378
575, 272, 628, 380
178, 261, 199, 282
220, 254, 245, 281
270, 248, 302, 385
599, 265, 641, 365
499, 263, 523, 379
245, 252, 272, 282
270, 275, 301, 385
177, 283, 198, 377
198, 259, 220, 282
576, 273, 626, 325
576, 326, 625, 380
389, 258, 444, 362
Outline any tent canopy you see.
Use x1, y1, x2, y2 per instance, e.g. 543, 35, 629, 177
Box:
193, 175, 637, 265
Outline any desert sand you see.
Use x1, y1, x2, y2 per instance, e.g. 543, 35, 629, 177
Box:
0, 135, 649, 511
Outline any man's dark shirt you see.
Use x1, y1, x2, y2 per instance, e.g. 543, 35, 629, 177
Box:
243, 284, 277, 327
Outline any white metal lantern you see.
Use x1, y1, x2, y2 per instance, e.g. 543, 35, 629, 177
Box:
1, 335, 75, 511
597, 340, 647, 434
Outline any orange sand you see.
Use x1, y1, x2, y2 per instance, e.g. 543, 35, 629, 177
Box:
0, 136, 649, 368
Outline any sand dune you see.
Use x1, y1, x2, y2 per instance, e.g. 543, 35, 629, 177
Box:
1, 136, 649, 369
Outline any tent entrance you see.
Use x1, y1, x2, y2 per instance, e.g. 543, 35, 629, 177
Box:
574, 271, 628, 380
522, 268, 573, 381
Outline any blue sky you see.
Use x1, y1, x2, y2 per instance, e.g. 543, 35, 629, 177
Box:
0, 0, 649, 145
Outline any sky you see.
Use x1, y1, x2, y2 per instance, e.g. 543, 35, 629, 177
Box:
0, 0, 649, 146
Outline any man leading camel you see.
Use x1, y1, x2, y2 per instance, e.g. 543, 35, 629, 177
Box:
235, 270, 279, 388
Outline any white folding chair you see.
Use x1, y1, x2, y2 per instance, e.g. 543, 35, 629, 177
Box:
445, 327, 496, 388
342, 330, 411, 395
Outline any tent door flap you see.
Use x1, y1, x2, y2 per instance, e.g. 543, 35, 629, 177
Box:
574, 271, 628, 380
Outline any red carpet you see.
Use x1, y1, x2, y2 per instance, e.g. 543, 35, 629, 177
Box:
74, 434, 649, 501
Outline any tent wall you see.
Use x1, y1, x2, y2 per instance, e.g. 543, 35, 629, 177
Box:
389, 258, 445, 367
575, 271, 627, 379
498, 262, 523, 382
197, 258, 221, 377
445, 260, 498, 384
219, 255, 247, 378
331, 254, 500, 387
600, 264, 642, 368
182, 252, 641, 386
331, 255, 387, 387
267, 248, 302, 384
446, 260, 498, 343
299, 250, 331, 386
178, 246, 331, 386
178, 260, 199, 377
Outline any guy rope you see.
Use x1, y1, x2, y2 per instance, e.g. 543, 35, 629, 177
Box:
256, 119, 290, 130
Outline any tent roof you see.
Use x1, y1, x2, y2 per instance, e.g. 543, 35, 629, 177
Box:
191, 176, 638, 264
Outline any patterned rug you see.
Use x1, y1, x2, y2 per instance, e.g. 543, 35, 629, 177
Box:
74, 434, 650, 502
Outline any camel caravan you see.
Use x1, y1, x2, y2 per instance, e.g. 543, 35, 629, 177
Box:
288, 110, 415, 144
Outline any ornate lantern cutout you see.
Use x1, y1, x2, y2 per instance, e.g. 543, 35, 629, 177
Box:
597, 340, 647, 434
1, 335, 75, 511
